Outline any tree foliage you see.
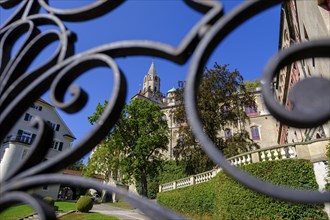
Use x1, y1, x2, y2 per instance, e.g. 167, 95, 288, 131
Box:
83, 139, 121, 181
244, 79, 261, 91
67, 159, 85, 171
173, 63, 258, 174
85, 99, 169, 197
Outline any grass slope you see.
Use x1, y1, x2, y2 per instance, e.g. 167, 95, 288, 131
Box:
157, 159, 328, 220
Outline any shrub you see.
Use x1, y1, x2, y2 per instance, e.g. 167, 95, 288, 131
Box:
157, 159, 328, 219
43, 197, 55, 206
158, 160, 188, 184
76, 196, 93, 213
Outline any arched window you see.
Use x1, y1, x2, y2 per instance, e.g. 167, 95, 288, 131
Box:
250, 126, 260, 140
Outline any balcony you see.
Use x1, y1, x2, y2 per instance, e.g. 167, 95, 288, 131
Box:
2, 135, 34, 145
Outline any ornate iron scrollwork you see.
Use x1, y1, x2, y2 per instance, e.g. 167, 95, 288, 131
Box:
0, 0, 329, 219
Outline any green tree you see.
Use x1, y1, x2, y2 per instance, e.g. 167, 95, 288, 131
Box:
83, 139, 121, 181
244, 80, 261, 91
67, 159, 85, 171
173, 63, 258, 174
84, 101, 121, 182
116, 99, 168, 197
86, 99, 169, 197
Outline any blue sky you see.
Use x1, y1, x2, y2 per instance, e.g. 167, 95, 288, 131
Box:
1, 1, 281, 163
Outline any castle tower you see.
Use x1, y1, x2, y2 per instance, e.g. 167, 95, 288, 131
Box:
142, 60, 163, 104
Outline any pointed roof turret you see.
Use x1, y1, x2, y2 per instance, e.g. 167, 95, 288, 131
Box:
147, 59, 157, 77
167, 87, 176, 93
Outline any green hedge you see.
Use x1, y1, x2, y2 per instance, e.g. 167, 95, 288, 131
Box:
76, 197, 93, 213
157, 159, 328, 220
43, 197, 55, 207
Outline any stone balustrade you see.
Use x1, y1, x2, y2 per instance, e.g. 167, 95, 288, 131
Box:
159, 138, 329, 192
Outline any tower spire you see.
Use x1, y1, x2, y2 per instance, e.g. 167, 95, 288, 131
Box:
147, 58, 157, 77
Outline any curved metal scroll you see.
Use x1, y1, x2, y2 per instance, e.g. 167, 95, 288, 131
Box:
0, 0, 329, 219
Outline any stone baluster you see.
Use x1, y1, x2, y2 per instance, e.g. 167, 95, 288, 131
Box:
273, 149, 279, 160
260, 151, 266, 162
288, 146, 296, 158
246, 154, 251, 164
237, 157, 241, 165
267, 150, 272, 161
280, 147, 286, 159
242, 156, 246, 164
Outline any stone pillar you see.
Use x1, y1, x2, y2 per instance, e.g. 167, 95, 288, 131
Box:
251, 152, 260, 163
190, 176, 195, 186
212, 169, 218, 177
159, 185, 162, 193
313, 161, 330, 219
173, 181, 177, 190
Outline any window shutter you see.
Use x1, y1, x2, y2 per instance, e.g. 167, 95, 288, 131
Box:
17, 129, 23, 142
24, 113, 30, 121
56, 124, 60, 131
31, 134, 36, 142
58, 142, 63, 151
17, 129, 23, 136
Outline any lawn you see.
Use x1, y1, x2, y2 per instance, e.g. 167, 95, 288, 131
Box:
0, 204, 34, 220
0, 201, 118, 220
55, 201, 76, 212
105, 200, 135, 210
59, 212, 119, 220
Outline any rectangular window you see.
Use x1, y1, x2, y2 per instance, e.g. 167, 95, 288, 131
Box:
51, 141, 64, 151
251, 127, 260, 140
24, 113, 33, 121
47, 121, 60, 131
244, 105, 258, 116
30, 103, 42, 111
17, 130, 35, 144
42, 185, 48, 190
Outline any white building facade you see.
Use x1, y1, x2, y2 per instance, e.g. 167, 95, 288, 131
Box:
0, 99, 75, 199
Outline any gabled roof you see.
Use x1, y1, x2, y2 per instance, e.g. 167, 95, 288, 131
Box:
36, 99, 76, 139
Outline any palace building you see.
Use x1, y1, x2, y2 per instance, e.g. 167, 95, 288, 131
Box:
133, 60, 279, 159
276, 0, 330, 145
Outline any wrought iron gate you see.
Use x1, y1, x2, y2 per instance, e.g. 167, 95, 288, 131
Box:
0, 1, 329, 219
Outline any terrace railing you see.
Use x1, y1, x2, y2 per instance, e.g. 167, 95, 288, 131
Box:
159, 138, 329, 192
